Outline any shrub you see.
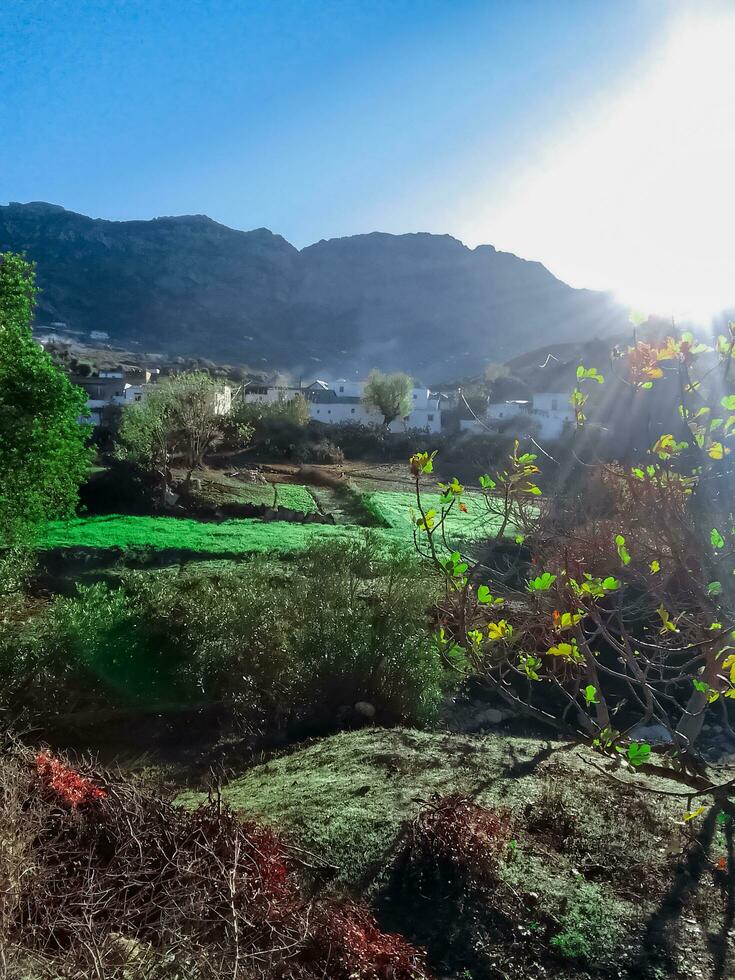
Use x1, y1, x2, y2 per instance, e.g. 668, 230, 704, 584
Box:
296, 437, 344, 464
406, 794, 511, 885
0, 537, 444, 732
310, 901, 430, 980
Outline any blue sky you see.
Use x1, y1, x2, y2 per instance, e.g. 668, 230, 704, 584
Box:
2, 1, 733, 314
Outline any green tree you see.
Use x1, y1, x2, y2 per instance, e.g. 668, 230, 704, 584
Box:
116, 371, 242, 498
363, 370, 414, 426
0, 252, 92, 541
411, 326, 735, 812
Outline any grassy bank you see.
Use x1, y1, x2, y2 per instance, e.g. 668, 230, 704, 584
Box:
363, 489, 522, 543
39, 514, 405, 556
178, 727, 727, 976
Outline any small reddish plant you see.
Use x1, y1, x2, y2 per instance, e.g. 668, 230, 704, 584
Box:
409, 794, 510, 883
316, 901, 430, 980
35, 753, 107, 809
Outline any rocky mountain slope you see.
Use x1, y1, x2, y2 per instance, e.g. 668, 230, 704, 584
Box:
0, 201, 626, 378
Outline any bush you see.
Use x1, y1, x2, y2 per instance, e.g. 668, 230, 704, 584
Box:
0, 537, 444, 732
1, 743, 430, 980
296, 437, 344, 464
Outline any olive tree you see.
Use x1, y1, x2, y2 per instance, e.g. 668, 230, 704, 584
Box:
363, 370, 413, 426
116, 372, 246, 500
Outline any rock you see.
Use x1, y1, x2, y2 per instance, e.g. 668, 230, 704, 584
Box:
628, 723, 673, 745
354, 701, 376, 720
475, 707, 510, 726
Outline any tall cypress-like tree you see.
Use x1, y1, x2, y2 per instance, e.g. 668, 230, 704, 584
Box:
0, 252, 92, 541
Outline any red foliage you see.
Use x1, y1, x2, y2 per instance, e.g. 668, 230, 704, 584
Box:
316, 901, 430, 980
236, 818, 292, 909
34, 753, 107, 809
411, 794, 510, 880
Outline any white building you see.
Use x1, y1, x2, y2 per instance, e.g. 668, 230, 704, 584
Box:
76, 369, 230, 426
461, 393, 573, 440
308, 379, 442, 432
241, 378, 442, 432
527, 393, 574, 440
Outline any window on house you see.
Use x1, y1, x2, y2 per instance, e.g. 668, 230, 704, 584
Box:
316, 409, 320, 415
427, 413, 434, 421
327, 410, 331, 415
413, 393, 417, 399
351, 407, 355, 413
134, 394, 142, 402
551, 398, 558, 411
339, 386, 344, 392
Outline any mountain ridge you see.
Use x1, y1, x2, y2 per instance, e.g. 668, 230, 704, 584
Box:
0, 201, 626, 378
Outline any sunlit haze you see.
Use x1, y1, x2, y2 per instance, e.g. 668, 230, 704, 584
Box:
471, 5, 735, 322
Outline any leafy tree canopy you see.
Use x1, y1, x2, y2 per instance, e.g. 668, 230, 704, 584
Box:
363, 370, 414, 426
0, 252, 92, 541
116, 372, 245, 498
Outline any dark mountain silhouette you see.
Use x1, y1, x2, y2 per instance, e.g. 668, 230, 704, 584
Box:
0, 201, 626, 378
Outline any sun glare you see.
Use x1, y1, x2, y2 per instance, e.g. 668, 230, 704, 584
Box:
474, 6, 735, 324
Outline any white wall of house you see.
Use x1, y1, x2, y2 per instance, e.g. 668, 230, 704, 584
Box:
78, 378, 231, 424
486, 400, 530, 422
208, 385, 232, 416
309, 380, 442, 432
482, 393, 572, 440
310, 402, 375, 424
242, 386, 304, 405
530, 393, 574, 440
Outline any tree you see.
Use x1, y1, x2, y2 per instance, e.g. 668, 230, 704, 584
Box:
411, 324, 735, 811
116, 372, 244, 499
363, 370, 414, 426
0, 252, 92, 541
483, 362, 510, 383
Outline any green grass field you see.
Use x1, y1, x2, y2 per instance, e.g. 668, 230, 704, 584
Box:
363, 489, 508, 543
40, 514, 404, 557
40, 483, 515, 561
189, 477, 318, 514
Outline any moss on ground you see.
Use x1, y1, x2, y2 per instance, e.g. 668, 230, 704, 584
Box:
179, 727, 704, 972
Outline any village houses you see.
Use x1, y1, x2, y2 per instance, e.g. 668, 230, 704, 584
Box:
241, 378, 443, 433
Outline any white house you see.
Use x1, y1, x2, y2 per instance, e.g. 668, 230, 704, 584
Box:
241, 378, 442, 432
75, 369, 230, 426
462, 393, 573, 440
527, 393, 574, 440
305, 379, 442, 433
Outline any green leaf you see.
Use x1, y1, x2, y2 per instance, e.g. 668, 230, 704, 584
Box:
650, 560, 660, 574
528, 571, 557, 592
582, 684, 599, 705
601, 576, 621, 591
627, 742, 651, 767
477, 585, 492, 604
708, 581, 722, 596
721, 395, 735, 411
615, 534, 631, 565
711, 528, 725, 550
